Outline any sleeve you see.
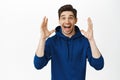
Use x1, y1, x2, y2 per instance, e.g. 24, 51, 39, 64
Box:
33, 38, 52, 70
87, 43, 104, 70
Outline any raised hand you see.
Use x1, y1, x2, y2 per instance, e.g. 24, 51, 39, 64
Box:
81, 17, 94, 40
40, 16, 55, 39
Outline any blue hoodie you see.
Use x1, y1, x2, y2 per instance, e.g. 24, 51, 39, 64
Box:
34, 26, 104, 80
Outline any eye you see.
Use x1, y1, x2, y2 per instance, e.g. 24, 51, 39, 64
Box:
69, 17, 74, 20
61, 17, 66, 20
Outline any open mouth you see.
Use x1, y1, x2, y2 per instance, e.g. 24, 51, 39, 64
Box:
63, 26, 71, 28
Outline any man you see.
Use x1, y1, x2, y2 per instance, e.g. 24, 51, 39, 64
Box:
34, 4, 104, 80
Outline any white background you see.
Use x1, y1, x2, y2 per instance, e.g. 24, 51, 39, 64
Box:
0, 0, 120, 80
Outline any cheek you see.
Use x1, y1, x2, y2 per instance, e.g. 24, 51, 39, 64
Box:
72, 20, 76, 24
59, 20, 63, 24
59, 22, 63, 26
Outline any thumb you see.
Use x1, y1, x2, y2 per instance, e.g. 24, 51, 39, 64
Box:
80, 29, 86, 35
50, 29, 55, 34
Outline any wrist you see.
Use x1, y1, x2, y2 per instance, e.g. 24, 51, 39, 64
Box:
40, 35, 47, 40
88, 37, 95, 43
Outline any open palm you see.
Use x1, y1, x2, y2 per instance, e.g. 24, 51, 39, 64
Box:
81, 17, 94, 40
40, 17, 55, 39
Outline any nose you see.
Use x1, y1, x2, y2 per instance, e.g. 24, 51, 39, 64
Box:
65, 18, 70, 24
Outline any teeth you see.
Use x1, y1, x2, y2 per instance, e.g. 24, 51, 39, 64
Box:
64, 26, 71, 28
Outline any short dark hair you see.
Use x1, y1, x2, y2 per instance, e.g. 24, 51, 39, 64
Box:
58, 4, 77, 19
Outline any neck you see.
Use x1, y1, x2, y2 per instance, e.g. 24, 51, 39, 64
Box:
62, 29, 75, 38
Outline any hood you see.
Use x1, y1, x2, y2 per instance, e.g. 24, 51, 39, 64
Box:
55, 25, 83, 40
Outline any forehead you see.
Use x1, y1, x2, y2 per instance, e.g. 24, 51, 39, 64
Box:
60, 11, 74, 17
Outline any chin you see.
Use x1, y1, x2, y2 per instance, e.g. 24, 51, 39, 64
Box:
65, 31, 73, 35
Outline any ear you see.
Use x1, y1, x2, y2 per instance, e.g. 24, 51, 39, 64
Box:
58, 18, 61, 24
75, 18, 78, 24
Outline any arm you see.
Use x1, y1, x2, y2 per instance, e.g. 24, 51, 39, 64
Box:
34, 17, 54, 69
36, 16, 55, 57
89, 38, 101, 58
81, 17, 104, 70
36, 37, 46, 57
81, 17, 101, 58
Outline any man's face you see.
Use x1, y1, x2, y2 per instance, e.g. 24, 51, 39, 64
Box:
59, 11, 77, 36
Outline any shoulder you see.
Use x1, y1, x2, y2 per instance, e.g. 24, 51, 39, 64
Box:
79, 35, 90, 46
46, 35, 57, 44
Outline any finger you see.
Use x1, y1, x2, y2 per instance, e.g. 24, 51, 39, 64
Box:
44, 16, 48, 27
87, 17, 93, 30
81, 29, 86, 35
41, 16, 48, 30
50, 29, 55, 34
88, 17, 92, 25
41, 16, 46, 28
42, 16, 46, 24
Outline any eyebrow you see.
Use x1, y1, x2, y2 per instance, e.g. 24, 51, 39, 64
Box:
60, 15, 74, 17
